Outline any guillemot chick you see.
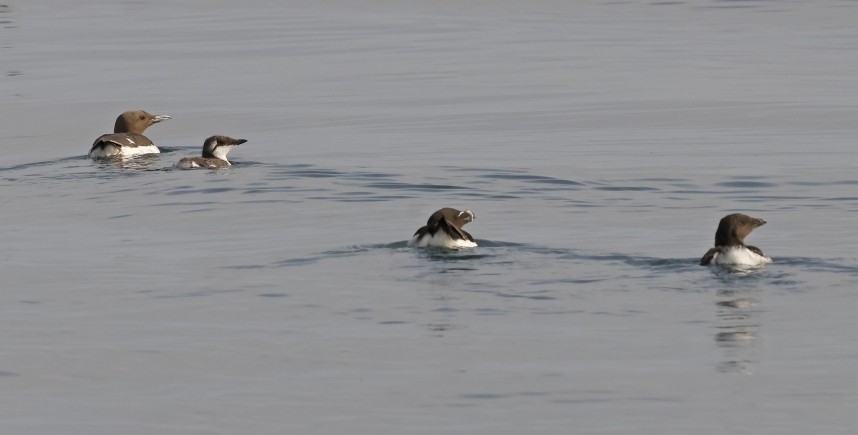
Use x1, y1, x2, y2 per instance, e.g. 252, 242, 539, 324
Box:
175, 135, 247, 169
408, 208, 477, 249
89, 110, 171, 158
700, 213, 772, 267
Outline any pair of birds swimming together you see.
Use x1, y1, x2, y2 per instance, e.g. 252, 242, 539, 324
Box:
409, 209, 771, 269
88, 110, 245, 169
89, 111, 771, 268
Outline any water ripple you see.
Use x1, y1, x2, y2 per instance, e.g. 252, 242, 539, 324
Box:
478, 173, 584, 186
715, 181, 778, 188
365, 182, 468, 191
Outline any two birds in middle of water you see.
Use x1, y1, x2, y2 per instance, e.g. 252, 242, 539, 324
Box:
407, 209, 773, 271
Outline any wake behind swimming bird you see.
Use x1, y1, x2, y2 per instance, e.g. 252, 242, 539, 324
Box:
700, 213, 772, 268
89, 110, 171, 158
175, 136, 247, 169
408, 207, 477, 249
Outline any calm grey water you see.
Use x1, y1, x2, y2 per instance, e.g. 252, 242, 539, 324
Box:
3, 1, 858, 433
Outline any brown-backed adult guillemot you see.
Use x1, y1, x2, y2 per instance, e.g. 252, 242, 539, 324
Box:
700, 213, 772, 267
89, 110, 171, 158
408, 208, 477, 249
175, 135, 247, 169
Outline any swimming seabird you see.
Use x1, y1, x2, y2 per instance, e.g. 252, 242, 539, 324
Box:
700, 213, 772, 267
89, 110, 171, 158
408, 208, 477, 249
175, 135, 247, 169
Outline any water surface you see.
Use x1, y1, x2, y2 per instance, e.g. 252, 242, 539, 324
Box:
3, 1, 858, 434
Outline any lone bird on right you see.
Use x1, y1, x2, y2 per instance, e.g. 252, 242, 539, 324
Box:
408, 208, 477, 249
699, 213, 771, 267
89, 109, 171, 158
